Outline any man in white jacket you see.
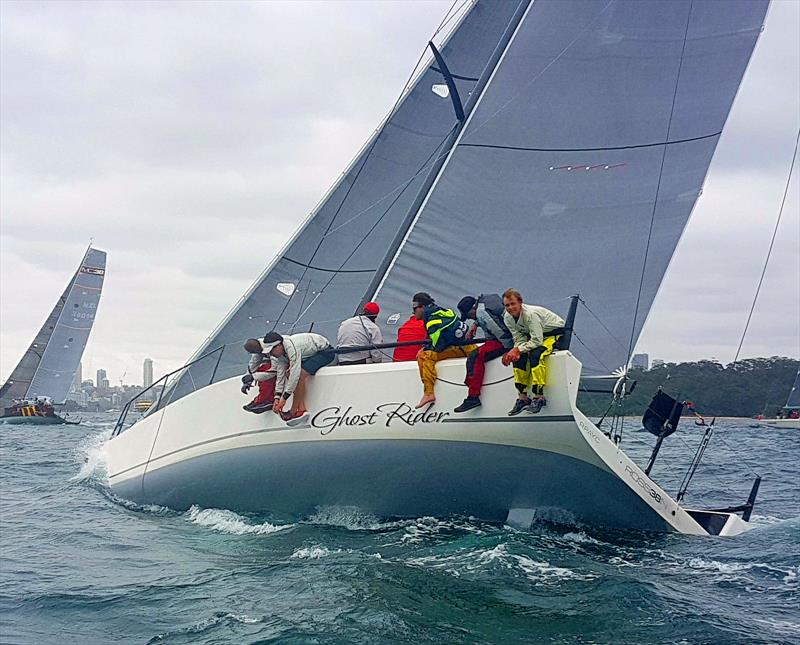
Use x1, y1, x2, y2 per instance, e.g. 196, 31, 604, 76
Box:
262, 330, 335, 424
336, 301, 384, 365
501, 288, 565, 416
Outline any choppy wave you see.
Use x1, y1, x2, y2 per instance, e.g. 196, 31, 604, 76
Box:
185, 506, 293, 535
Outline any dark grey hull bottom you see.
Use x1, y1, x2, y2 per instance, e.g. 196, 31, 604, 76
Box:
112, 439, 673, 532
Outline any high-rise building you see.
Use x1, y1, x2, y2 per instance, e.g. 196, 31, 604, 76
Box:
631, 353, 649, 370
96, 369, 109, 390
71, 362, 83, 393
143, 358, 154, 389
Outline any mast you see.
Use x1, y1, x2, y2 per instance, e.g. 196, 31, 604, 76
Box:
360, 0, 533, 307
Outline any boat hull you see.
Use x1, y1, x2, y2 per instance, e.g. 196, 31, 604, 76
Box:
104, 352, 728, 535
0, 414, 70, 425
764, 417, 800, 429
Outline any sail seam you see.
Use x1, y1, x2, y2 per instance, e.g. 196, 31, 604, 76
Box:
372, 0, 535, 299
458, 131, 721, 153
282, 257, 375, 274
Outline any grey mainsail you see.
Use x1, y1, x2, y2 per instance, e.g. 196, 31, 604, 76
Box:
0, 247, 107, 408
372, 0, 769, 375
165, 1, 529, 404
160, 0, 768, 408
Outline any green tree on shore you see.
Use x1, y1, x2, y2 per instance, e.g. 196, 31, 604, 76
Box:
577, 356, 799, 418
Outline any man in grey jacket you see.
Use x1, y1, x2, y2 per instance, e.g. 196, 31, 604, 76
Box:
336, 301, 384, 365
262, 330, 335, 425
453, 294, 514, 412
501, 288, 565, 415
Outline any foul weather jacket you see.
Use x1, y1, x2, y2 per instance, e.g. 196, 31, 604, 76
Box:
474, 294, 514, 349
336, 315, 384, 363
422, 303, 468, 352
503, 304, 565, 354
272, 332, 332, 399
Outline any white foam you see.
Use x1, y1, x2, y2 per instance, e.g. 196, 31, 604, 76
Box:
305, 505, 407, 531
406, 543, 594, 583
400, 516, 486, 544
185, 506, 292, 535
290, 545, 341, 559
71, 429, 112, 483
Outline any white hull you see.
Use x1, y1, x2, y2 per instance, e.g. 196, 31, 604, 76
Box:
103, 352, 750, 536
764, 417, 800, 429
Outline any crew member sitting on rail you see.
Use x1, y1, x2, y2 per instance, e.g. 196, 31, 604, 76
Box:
262, 331, 335, 425
336, 301, 384, 365
392, 314, 427, 362
453, 293, 514, 413
501, 288, 565, 415
241, 338, 276, 414
413, 292, 477, 409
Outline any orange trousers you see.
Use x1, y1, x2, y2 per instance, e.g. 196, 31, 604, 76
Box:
417, 345, 477, 395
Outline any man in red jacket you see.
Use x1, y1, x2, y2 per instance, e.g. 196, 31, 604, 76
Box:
392, 315, 427, 362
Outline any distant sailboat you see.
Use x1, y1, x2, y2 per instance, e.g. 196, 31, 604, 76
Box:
0, 246, 107, 424
104, 0, 770, 535
765, 369, 800, 429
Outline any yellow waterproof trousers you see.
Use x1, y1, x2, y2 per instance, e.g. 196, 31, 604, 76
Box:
418, 345, 477, 395
513, 335, 558, 396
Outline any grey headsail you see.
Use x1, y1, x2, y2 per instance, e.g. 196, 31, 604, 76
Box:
0, 247, 107, 408
372, 0, 769, 375
163, 0, 530, 405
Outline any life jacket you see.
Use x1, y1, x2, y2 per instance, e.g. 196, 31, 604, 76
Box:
422, 303, 468, 352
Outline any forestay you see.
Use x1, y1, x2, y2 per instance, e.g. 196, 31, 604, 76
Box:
373, 0, 769, 375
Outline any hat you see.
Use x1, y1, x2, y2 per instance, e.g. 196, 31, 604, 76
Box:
261, 331, 283, 354
362, 301, 380, 316
457, 296, 477, 321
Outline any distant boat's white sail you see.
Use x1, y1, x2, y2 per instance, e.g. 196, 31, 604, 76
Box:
373, 0, 770, 375
0, 247, 106, 407
786, 369, 800, 409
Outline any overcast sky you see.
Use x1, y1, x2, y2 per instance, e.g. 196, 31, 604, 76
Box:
1, 0, 798, 386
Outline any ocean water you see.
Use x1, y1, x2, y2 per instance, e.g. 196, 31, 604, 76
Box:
0, 414, 797, 644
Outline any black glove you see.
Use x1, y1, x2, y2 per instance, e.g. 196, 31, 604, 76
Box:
241, 384, 252, 394
242, 374, 254, 386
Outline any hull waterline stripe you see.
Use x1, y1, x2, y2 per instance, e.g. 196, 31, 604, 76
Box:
109, 416, 574, 481
442, 415, 574, 423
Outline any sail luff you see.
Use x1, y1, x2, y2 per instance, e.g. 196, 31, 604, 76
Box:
786, 369, 800, 409
178, 1, 483, 364
364, 0, 533, 306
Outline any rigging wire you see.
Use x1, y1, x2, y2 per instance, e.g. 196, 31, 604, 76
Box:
730, 127, 799, 366
624, 0, 693, 374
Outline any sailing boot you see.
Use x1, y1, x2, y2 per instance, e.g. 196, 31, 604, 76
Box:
526, 397, 547, 414
454, 397, 481, 413
508, 397, 532, 416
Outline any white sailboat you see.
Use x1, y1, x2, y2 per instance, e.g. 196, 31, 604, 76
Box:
764, 368, 800, 429
103, 0, 771, 535
1, 246, 107, 424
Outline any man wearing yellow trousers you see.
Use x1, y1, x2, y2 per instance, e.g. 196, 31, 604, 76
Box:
501, 288, 565, 416
413, 292, 477, 409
